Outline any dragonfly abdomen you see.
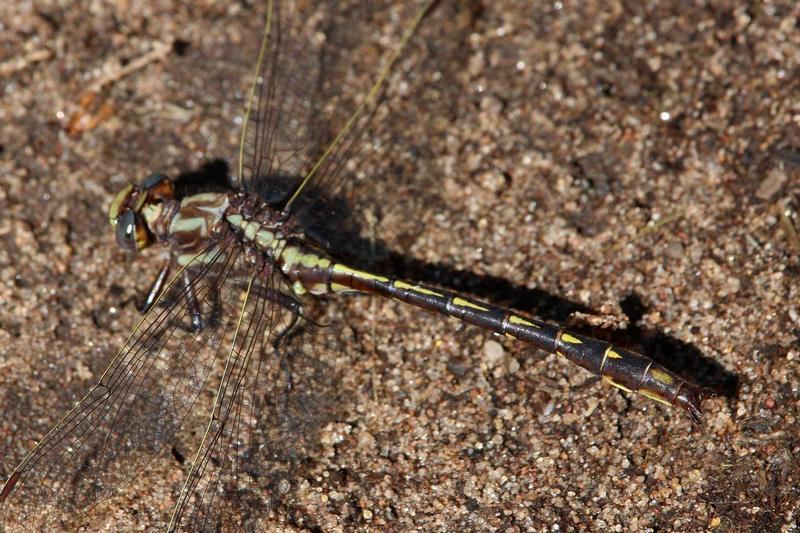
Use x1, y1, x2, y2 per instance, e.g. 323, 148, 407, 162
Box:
223, 224, 712, 422
308, 260, 712, 421
552, 331, 708, 420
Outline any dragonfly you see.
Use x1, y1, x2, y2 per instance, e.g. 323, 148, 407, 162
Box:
0, 0, 715, 530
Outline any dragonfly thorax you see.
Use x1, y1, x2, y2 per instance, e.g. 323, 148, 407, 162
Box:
108, 173, 234, 260
108, 173, 316, 275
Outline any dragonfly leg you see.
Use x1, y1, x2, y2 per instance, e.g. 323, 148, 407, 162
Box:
273, 298, 303, 394
138, 261, 219, 332
182, 270, 205, 331
137, 261, 170, 313
253, 288, 304, 393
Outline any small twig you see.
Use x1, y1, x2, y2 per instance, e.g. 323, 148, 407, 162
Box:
87, 39, 173, 93
778, 208, 800, 254
638, 209, 684, 236
0, 48, 53, 76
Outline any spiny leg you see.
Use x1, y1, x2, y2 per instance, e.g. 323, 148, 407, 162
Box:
136, 260, 206, 331
264, 291, 304, 395
275, 312, 301, 394
137, 261, 170, 314
182, 270, 205, 332
139, 260, 221, 333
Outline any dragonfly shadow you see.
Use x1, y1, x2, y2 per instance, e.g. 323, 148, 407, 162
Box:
346, 238, 734, 399
299, 188, 735, 399
616, 293, 738, 400
170, 159, 233, 197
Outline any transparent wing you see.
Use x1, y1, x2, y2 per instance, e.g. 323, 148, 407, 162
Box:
238, 0, 434, 214
169, 268, 338, 532
0, 244, 248, 530
238, 0, 323, 194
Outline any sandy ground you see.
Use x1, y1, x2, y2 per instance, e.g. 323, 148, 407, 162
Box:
0, 1, 798, 531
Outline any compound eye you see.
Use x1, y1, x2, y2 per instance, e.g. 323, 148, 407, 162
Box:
141, 172, 168, 188
141, 172, 174, 201
108, 184, 136, 227
115, 211, 149, 253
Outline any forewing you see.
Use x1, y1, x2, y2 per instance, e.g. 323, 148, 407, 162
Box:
168, 268, 338, 532
0, 244, 247, 530
238, 0, 434, 210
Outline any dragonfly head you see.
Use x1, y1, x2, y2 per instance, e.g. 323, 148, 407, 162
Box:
108, 173, 175, 253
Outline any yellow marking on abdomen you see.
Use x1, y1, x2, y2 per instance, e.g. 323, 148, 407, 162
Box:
561, 333, 582, 344
649, 368, 674, 385
639, 389, 672, 406
331, 282, 360, 293
393, 280, 443, 297
291, 281, 307, 295
332, 264, 389, 282
300, 254, 331, 269
509, 315, 540, 328
600, 346, 623, 373
452, 297, 488, 312
600, 346, 614, 373
603, 377, 633, 393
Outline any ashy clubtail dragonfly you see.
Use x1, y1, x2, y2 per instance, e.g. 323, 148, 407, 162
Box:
0, 0, 714, 530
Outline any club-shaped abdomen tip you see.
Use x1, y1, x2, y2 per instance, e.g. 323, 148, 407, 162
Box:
675, 382, 717, 423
